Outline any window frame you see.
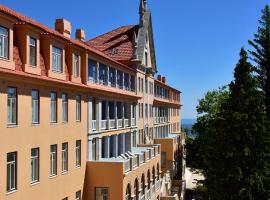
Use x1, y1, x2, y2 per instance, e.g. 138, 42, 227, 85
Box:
95, 187, 109, 200
52, 46, 62, 73
61, 142, 68, 173
31, 148, 39, 184
76, 140, 81, 167
76, 95, 81, 122
29, 36, 37, 66
0, 25, 9, 59
50, 91, 58, 123
7, 87, 17, 126
73, 52, 80, 78
62, 93, 68, 123
31, 89, 40, 124
6, 152, 17, 192
50, 144, 57, 176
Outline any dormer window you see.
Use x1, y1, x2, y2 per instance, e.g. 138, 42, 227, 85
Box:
52, 46, 62, 73
0, 26, 9, 59
29, 37, 37, 66
73, 53, 79, 78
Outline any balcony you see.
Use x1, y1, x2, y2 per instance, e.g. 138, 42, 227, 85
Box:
118, 119, 123, 128
109, 119, 116, 129
101, 120, 107, 130
124, 119, 129, 127
86, 145, 161, 200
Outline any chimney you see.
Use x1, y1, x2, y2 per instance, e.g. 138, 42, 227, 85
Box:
76, 29, 85, 41
162, 76, 166, 84
157, 75, 162, 81
55, 19, 71, 38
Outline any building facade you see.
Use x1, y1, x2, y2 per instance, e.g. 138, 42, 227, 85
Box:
0, 1, 184, 200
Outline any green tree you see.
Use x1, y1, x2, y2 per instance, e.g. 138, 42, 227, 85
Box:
187, 49, 270, 199
249, 5, 270, 118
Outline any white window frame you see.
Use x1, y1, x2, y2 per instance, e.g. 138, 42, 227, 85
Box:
7, 152, 17, 192
31, 90, 39, 124
7, 87, 17, 126
29, 37, 37, 66
62, 93, 68, 123
52, 46, 62, 73
76, 95, 81, 122
73, 53, 80, 78
62, 143, 68, 172
31, 148, 39, 183
76, 140, 81, 167
0, 26, 9, 59
50, 145, 57, 176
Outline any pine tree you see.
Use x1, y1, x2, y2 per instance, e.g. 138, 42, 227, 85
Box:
214, 49, 270, 200
249, 5, 270, 118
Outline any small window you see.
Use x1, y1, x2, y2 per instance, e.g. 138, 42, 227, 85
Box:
31, 90, 39, 124
7, 152, 17, 192
62, 93, 68, 123
88, 60, 97, 83
76, 190, 81, 200
76, 95, 81, 122
31, 148, 39, 183
95, 187, 109, 200
52, 46, 62, 73
0, 26, 9, 59
62, 143, 68, 172
73, 53, 80, 78
29, 37, 37, 66
50, 92, 57, 123
50, 144, 57, 176
7, 87, 17, 125
76, 140, 81, 167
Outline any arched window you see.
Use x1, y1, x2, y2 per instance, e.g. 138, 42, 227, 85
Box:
134, 178, 139, 200
147, 170, 151, 190
152, 166, 156, 184
125, 184, 131, 200
141, 174, 145, 196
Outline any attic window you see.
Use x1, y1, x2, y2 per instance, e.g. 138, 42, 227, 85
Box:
108, 48, 118, 55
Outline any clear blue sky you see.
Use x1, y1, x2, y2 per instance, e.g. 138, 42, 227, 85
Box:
2, 0, 269, 119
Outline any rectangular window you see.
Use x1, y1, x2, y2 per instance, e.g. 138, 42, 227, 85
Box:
62, 93, 68, 122
73, 53, 80, 78
130, 76, 135, 92
50, 144, 57, 176
76, 190, 81, 200
62, 143, 68, 172
31, 148, 39, 183
52, 46, 62, 73
76, 140, 81, 167
29, 37, 37, 66
124, 73, 130, 90
50, 92, 57, 123
88, 60, 97, 83
117, 70, 123, 88
99, 64, 107, 85
109, 67, 116, 87
31, 90, 39, 124
95, 187, 109, 200
7, 87, 17, 125
7, 152, 17, 192
76, 95, 81, 122
0, 26, 8, 59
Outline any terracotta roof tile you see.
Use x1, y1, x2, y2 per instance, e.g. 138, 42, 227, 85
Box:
88, 25, 139, 65
0, 4, 135, 72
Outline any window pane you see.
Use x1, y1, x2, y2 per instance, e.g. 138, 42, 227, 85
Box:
50, 145, 57, 176
0, 26, 8, 59
76, 95, 81, 122
52, 46, 62, 73
76, 140, 81, 167
29, 37, 37, 66
7, 87, 17, 125
62, 93, 68, 122
50, 92, 57, 123
95, 188, 109, 200
88, 60, 97, 82
74, 53, 79, 78
7, 152, 17, 192
31, 148, 39, 183
62, 143, 68, 172
32, 90, 39, 124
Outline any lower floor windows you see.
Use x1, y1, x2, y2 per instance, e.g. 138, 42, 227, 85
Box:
31, 148, 39, 183
95, 187, 109, 200
7, 152, 17, 192
76, 190, 81, 200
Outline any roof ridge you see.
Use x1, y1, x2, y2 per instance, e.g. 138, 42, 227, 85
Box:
88, 24, 138, 43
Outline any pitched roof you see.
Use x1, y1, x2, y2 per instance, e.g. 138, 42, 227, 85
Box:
0, 4, 136, 72
87, 25, 139, 66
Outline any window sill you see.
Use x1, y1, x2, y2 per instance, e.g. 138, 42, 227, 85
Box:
61, 171, 68, 175
76, 120, 81, 123
50, 122, 58, 125
31, 123, 40, 126
76, 165, 81, 169
30, 181, 40, 186
62, 122, 68, 124
7, 124, 18, 128
6, 189, 17, 195
49, 175, 57, 179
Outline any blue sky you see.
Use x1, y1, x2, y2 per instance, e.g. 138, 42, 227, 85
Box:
2, 0, 269, 118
